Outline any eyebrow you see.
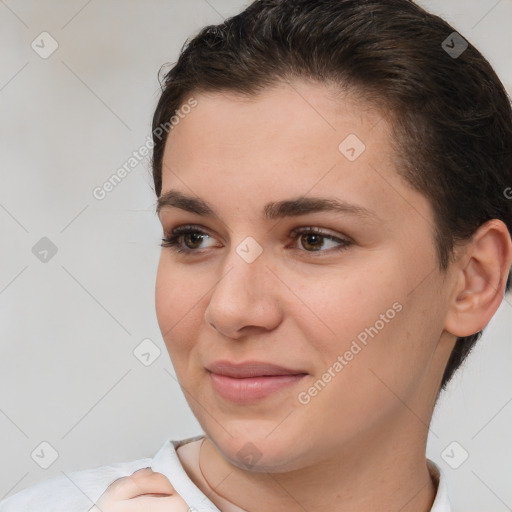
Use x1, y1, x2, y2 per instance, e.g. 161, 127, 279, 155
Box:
156, 189, 380, 222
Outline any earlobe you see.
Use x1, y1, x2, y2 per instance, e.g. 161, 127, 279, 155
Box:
444, 219, 512, 338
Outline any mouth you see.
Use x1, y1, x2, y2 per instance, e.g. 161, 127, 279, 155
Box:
206, 360, 308, 403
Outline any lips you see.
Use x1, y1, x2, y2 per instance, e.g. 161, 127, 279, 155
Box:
206, 360, 307, 378
206, 360, 308, 403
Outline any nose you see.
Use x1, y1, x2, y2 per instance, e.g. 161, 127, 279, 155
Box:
204, 244, 283, 339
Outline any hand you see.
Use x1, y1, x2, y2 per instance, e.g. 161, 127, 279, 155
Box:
89, 467, 190, 511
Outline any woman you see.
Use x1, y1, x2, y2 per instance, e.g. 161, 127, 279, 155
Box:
2, 0, 511, 511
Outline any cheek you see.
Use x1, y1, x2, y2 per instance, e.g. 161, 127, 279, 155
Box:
155, 259, 177, 334
326, 280, 444, 410
293, 295, 431, 443
298, 253, 438, 398
155, 256, 204, 353
293, 257, 404, 359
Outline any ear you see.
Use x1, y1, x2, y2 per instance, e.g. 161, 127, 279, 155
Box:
444, 219, 512, 337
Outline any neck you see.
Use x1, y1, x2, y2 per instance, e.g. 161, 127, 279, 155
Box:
199, 419, 436, 512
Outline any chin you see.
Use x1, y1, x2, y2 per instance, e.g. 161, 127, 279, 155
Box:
205, 425, 308, 473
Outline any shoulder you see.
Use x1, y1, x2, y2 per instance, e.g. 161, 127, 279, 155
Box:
0, 457, 153, 512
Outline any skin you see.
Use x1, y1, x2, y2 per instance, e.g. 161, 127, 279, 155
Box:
91, 467, 189, 511
150, 79, 512, 512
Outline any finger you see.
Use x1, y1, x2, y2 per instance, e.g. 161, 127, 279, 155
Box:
130, 471, 177, 496
97, 467, 152, 494
128, 495, 191, 512
94, 495, 190, 512
132, 467, 153, 476
96, 470, 177, 504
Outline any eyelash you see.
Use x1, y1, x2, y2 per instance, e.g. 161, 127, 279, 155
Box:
160, 224, 352, 256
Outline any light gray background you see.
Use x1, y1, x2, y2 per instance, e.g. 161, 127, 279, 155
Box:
1, 1, 511, 510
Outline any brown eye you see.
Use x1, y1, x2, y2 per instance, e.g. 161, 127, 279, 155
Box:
300, 233, 325, 251
290, 227, 352, 254
182, 232, 207, 250
160, 225, 215, 253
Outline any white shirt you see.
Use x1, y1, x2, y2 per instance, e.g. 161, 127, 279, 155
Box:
0, 435, 451, 511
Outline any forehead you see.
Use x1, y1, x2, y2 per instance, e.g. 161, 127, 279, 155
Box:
159, 80, 431, 229
166, 80, 382, 157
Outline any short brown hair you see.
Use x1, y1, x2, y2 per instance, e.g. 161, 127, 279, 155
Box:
151, 0, 512, 392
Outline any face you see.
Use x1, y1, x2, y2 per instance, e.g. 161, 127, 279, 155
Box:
155, 80, 455, 473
